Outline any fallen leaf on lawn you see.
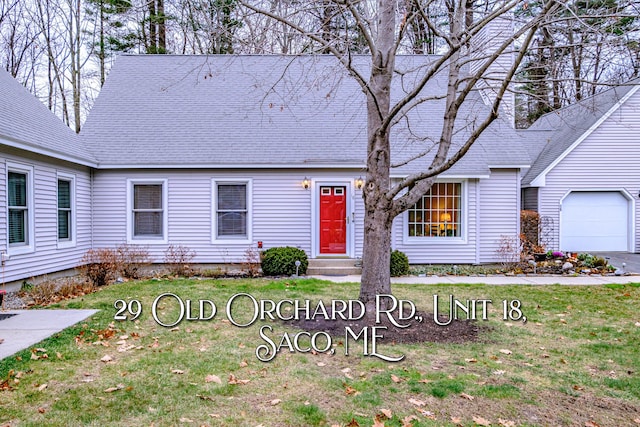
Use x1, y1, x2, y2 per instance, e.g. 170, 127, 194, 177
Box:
472, 416, 492, 426
465, 358, 478, 363
499, 419, 516, 427
228, 374, 250, 385
239, 360, 248, 368
418, 378, 431, 383
341, 367, 351, 373
38, 407, 46, 414
493, 370, 505, 376
391, 374, 402, 383
408, 398, 426, 407
460, 393, 474, 401
541, 353, 550, 358
346, 418, 360, 427
171, 369, 184, 374
402, 415, 419, 427
30, 353, 40, 360
634, 322, 640, 327
170, 327, 179, 332
205, 374, 222, 384
372, 415, 385, 427
633, 418, 640, 424
344, 384, 358, 395
34, 348, 47, 353
451, 416, 463, 424
209, 414, 220, 418
56, 352, 63, 359
100, 355, 113, 363
379, 409, 392, 419
37, 384, 47, 391
104, 384, 125, 393
499, 349, 512, 355
573, 385, 584, 391
585, 421, 601, 427
317, 362, 326, 367
270, 399, 281, 406
179, 417, 193, 423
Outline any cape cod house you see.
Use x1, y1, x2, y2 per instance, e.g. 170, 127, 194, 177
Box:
1, 54, 638, 284
0, 54, 527, 283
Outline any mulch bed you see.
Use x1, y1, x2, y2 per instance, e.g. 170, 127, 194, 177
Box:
289, 309, 482, 344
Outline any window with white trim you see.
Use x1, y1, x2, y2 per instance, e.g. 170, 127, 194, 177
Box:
215, 182, 248, 239
57, 178, 72, 241
132, 183, 165, 239
8, 170, 29, 246
408, 182, 462, 238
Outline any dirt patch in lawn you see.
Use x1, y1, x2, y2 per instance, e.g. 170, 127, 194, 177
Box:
290, 309, 482, 344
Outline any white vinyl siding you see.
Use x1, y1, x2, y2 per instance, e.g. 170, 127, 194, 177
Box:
6, 162, 34, 255
93, 170, 360, 263
478, 169, 520, 263
0, 149, 92, 283
535, 92, 640, 252
127, 179, 167, 244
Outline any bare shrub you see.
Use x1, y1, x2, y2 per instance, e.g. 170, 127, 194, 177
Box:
23, 280, 57, 306
117, 244, 152, 279
496, 235, 521, 268
78, 248, 119, 286
242, 246, 262, 277
163, 245, 196, 276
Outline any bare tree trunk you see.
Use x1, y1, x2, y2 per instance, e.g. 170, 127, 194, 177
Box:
157, 0, 166, 52
359, 0, 396, 306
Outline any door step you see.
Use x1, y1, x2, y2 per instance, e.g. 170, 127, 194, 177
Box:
307, 259, 362, 276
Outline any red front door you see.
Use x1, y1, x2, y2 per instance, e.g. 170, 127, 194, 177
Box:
320, 186, 347, 254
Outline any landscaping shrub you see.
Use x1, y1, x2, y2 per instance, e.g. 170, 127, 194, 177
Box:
242, 246, 262, 277
163, 245, 196, 276
261, 246, 308, 276
390, 249, 409, 277
117, 243, 152, 279
78, 248, 119, 286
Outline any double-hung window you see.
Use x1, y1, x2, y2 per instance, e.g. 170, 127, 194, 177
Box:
129, 180, 167, 243
57, 176, 73, 243
213, 180, 251, 242
407, 182, 463, 238
7, 163, 34, 253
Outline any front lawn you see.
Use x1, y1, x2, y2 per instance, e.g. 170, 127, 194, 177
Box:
1, 278, 639, 426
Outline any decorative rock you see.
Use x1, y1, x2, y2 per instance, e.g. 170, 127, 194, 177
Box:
562, 262, 574, 271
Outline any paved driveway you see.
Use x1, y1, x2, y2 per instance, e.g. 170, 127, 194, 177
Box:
593, 252, 640, 274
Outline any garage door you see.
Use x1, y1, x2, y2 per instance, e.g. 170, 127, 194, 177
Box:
561, 191, 629, 252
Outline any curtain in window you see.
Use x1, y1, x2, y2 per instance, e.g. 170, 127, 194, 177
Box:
217, 184, 247, 237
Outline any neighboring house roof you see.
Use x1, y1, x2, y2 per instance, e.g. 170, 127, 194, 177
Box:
0, 68, 96, 167
521, 80, 640, 186
81, 54, 529, 175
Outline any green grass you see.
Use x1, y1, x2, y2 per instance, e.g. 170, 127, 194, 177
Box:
0, 278, 639, 426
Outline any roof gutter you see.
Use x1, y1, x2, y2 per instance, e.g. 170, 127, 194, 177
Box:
0, 137, 98, 168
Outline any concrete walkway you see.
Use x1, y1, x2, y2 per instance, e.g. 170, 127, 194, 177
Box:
0, 309, 98, 360
311, 274, 640, 285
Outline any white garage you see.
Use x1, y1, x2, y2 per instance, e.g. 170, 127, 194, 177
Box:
560, 191, 630, 252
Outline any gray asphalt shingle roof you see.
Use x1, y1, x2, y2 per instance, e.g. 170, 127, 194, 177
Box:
521, 80, 640, 185
81, 54, 529, 174
0, 68, 95, 165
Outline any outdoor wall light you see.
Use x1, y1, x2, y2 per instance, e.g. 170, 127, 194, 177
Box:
302, 177, 310, 189
355, 177, 364, 189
